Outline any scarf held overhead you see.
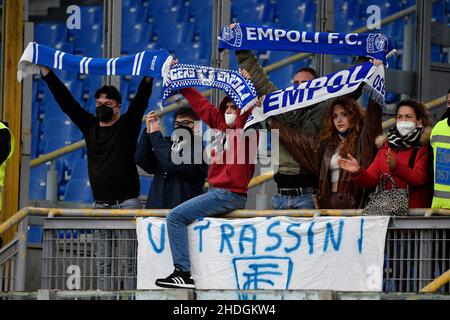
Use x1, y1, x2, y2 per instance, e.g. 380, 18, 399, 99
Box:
219, 23, 396, 63
17, 42, 173, 82
244, 62, 385, 129
162, 64, 258, 111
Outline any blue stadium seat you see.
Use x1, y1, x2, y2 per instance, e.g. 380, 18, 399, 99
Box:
432, 0, 448, 23
43, 138, 83, 176
268, 68, 294, 89
81, 76, 102, 101
34, 23, 67, 46
29, 179, 47, 201
163, 23, 195, 50
43, 119, 83, 142
139, 176, 153, 198
431, 45, 445, 63
28, 225, 43, 244
122, 23, 153, 54
148, 80, 163, 112
64, 179, 93, 203
80, 6, 103, 26
41, 99, 71, 122
275, 0, 316, 30
54, 42, 75, 54
71, 158, 89, 180
232, 2, 275, 25
72, 23, 103, 55
334, 0, 361, 20
29, 164, 51, 200
123, 5, 149, 26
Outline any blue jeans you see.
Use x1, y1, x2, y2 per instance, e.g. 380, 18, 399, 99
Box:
93, 198, 141, 290
272, 193, 315, 209
166, 188, 247, 272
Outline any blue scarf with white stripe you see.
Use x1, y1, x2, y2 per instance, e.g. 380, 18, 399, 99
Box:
218, 23, 396, 63
18, 42, 173, 81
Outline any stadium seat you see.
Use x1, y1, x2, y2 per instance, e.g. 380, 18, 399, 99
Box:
64, 179, 94, 203
122, 23, 153, 54
28, 225, 43, 244
41, 99, 71, 122
123, 5, 149, 26
43, 119, 83, 142
34, 23, 67, 46
163, 23, 195, 50
71, 158, 89, 180
29, 179, 47, 201
72, 23, 103, 55
43, 138, 83, 176
139, 176, 153, 198
82, 76, 102, 101
80, 6, 103, 26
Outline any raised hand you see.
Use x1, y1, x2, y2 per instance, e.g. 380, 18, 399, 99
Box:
338, 154, 361, 173
239, 68, 251, 80
370, 59, 383, 66
146, 111, 160, 133
38, 65, 50, 76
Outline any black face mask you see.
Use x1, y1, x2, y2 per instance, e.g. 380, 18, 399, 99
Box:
96, 104, 115, 123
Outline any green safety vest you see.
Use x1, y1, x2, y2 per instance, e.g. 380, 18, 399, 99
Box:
0, 122, 15, 212
430, 119, 450, 209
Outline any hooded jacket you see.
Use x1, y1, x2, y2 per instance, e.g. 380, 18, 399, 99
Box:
180, 88, 256, 194
352, 127, 433, 208
269, 99, 383, 209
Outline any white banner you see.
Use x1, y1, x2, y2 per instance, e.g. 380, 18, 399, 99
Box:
136, 216, 390, 292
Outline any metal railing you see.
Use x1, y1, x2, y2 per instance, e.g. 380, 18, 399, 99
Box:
1, 207, 450, 293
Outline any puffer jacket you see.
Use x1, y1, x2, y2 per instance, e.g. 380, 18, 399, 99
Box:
352, 127, 433, 208
269, 99, 383, 209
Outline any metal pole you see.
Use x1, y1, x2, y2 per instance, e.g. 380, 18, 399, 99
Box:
316, 0, 334, 76
211, 0, 231, 107
20, 6, 33, 209
15, 217, 28, 291
46, 161, 58, 201
416, 0, 432, 102
103, 0, 122, 88
401, 16, 414, 99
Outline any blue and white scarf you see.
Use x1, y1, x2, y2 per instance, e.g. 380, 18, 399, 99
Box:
219, 23, 396, 63
162, 64, 258, 111
18, 42, 173, 82
244, 62, 386, 129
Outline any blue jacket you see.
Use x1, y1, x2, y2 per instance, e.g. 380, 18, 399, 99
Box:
135, 129, 208, 209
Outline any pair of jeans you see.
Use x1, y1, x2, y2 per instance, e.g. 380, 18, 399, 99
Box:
166, 188, 247, 272
272, 193, 315, 209
93, 198, 141, 290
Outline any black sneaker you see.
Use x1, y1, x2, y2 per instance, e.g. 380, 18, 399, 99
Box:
155, 268, 195, 289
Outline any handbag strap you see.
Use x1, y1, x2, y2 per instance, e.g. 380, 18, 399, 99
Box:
378, 173, 398, 191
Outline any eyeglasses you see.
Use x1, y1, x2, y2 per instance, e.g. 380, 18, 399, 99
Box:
174, 120, 195, 128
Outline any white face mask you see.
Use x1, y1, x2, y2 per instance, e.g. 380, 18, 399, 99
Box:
225, 113, 237, 127
396, 121, 416, 136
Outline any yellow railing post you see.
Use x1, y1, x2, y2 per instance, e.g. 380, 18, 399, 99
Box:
1, 0, 24, 245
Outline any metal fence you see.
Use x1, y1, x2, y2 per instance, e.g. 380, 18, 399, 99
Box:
36, 216, 450, 293
1, 211, 449, 293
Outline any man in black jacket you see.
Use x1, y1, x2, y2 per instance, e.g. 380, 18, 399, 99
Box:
135, 108, 207, 209
39, 65, 154, 290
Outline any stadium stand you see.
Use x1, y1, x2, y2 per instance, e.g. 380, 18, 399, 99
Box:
29, 0, 450, 203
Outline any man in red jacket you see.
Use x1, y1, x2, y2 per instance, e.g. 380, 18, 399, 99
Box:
155, 88, 257, 289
